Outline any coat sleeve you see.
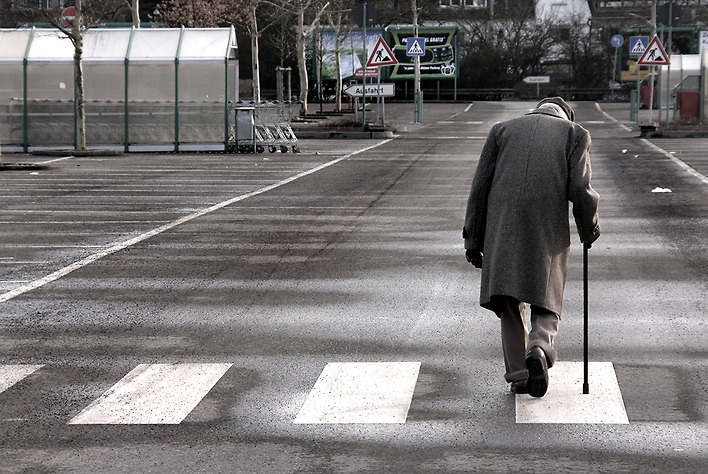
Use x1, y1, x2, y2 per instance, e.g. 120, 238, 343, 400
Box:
463, 126, 499, 250
568, 129, 601, 245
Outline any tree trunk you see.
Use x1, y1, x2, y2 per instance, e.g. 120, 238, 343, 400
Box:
297, 10, 308, 116
316, 31, 323, 113
131, 0, 140, 28
74, 0, 87, 151
250, 7, 261, 102
334, 25, 343, 112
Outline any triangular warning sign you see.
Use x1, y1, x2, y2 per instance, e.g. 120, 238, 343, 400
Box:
638, 36, 671, 66
408, 40, 424, 55
366, 37, 398, 68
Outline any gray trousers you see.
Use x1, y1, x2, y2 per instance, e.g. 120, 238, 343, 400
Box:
492, 296, 560, 383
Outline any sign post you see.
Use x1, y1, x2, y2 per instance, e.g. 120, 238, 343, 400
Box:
412, 0, 422, 123
637, 36, 671, 127
406, 36, 425, 122
659, 2, 681, 129
353, 3, 377, 130
522, 75, 550, 97
365, 37, 397, 127
630, 36, 649, 121
610, 34, 624, 100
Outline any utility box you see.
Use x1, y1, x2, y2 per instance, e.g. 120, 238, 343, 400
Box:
677, 91, 700, 120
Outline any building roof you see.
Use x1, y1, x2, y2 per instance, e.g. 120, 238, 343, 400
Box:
0, 27, 237, 65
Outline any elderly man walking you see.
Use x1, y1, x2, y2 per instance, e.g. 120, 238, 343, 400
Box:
463, 97, 601, 397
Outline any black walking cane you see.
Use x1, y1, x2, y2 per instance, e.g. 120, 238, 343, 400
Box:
583, 242, 590, 394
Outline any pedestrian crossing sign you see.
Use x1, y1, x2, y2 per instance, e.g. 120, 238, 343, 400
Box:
366, 36, 398, 67
637, 36, 671, 66
629, 36, 649, 56
406, 37, 426, 57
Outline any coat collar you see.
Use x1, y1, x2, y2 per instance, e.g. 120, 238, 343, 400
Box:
526, 106, 569, 121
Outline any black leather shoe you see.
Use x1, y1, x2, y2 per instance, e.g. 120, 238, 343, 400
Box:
510, 380, 528, 394
526, 346, 549, 398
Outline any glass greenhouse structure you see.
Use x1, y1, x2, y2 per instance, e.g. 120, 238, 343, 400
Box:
0, 27, 238, 152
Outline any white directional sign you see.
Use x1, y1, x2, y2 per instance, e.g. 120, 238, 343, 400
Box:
522, 76, 550, 84
343, 83, 395, 98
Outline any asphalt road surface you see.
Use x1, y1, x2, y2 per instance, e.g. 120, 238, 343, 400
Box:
1, 102, 706, 473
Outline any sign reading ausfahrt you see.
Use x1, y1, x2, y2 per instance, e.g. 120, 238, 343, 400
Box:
522, 76, 550, 84
343, 83, 395, 98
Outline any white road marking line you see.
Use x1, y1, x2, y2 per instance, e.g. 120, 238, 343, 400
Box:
438, 119, 484, 124
294, 362, 421, 424
595, 102, 707, 184
38, 156, 73, 165
0, 365, 44, 393
516, 362, 629, 424
1, 245, 105, 249
68, 363, 232, 425
594, 103, 633, 132
427, 136, 488, 139
641, 139, 708, 185
0, 140, 391, 305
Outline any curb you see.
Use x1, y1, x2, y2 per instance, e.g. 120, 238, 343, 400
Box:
30, 149, 124, 157
292, 130, 396, 139
0, 163, 50, 171
649, 131, 708, 139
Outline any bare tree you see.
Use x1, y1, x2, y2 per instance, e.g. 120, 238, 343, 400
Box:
323, 1, 354, 112
125, 0, 141, 27
227, 0, 270, 102
38, 0, 125, 151
244, 0, 265, 102
557, 13, 613, 88
156, 0, 230, 27
266, 14, 297, 69
458, 5, 555, 88
158, 0, 276, 102
271, 0, 330, 116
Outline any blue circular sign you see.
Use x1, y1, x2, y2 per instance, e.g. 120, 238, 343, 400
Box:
611, 34, 624, 48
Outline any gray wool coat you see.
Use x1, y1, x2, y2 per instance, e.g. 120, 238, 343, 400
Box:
463, 106, 601, 315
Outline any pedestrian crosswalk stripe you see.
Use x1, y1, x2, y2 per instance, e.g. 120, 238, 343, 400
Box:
0, 365, 43, 393
4, 361, 633, 425
294, 362, 421, 424
68, 363, 232, 425
515, 362, 629, 424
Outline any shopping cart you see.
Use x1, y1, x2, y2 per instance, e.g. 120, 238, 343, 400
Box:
229, 101, 299, 153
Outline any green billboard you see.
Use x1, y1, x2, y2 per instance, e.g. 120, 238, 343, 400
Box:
387, 26, 458, 80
